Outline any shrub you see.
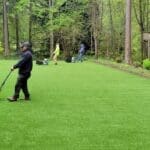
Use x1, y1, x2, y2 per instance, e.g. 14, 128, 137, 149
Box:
133, 61, 142, 68
143, 59, 150, 70
115, 57, 122, 63
0, 42, 3, 54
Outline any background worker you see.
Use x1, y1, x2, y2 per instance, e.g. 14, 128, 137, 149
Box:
53, 43, 60, 65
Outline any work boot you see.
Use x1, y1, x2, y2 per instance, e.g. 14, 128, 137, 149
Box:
24, 97, 30, 101
7, 96, 17, 102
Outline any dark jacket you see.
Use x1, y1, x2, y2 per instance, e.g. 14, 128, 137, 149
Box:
14, 50, 33, 76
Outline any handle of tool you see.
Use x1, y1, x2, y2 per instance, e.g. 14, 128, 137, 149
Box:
0, 70, 12, 91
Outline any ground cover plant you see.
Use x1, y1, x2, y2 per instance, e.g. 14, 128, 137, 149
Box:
0, 60, 150, 150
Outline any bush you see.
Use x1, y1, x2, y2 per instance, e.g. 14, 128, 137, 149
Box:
0, 42, 3, 54
133, 61, 142, 68
115, 57, 122, 63
143, 59, 150, 70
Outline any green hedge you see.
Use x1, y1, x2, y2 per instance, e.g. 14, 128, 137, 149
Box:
143, 59, 150, 70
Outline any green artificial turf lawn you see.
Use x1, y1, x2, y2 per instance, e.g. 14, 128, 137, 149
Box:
0, 60, 150, 150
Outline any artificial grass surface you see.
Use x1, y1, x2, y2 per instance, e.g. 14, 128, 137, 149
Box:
0, 60, 150, 150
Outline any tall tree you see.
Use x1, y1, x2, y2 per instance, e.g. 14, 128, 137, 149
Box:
29, 0, 32, 43
133, 0, 150, 60
49, 0, 54, 57
125, 0, 132, 64
3, 0, 9, 56
13, 0, 20, 51
90, 0, 100, 59
108, 0, 115, 52
15, 13, 19, 51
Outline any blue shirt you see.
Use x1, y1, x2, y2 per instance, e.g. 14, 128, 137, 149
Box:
79, 44, 85, 54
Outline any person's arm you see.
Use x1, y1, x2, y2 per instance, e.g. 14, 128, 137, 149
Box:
53, 49, 57, 54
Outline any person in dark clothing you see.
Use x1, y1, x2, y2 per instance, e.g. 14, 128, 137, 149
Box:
76, 43, 85, 62
7, 41, 33, 102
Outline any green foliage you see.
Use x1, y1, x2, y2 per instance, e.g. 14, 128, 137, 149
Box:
15, 0, 30, 12
132, 14, 141, 61
115, 56, 122, 63
0, 0, 149, 61
133, 61, 142, 68
143, 59, 150, 70
0, 42, 3, 53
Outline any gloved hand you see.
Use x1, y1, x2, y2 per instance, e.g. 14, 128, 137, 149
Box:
11, 66, 14, 71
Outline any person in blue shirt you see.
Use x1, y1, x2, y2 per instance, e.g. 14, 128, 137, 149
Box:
76, 43, 85, 62
7, 41, 33, 102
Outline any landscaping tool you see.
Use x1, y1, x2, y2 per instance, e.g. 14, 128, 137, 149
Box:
0, 70, 12, 91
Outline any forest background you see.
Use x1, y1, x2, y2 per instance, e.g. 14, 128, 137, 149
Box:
0, 0, 149, 65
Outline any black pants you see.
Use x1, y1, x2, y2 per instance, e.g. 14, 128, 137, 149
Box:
14, 74, 30, 98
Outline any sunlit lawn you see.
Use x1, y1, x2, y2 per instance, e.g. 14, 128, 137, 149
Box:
0, 60, 150, 150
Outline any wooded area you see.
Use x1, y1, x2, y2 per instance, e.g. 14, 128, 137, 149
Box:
0, 0, 149, 64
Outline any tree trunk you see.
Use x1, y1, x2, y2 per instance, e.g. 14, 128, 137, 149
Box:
15, 14, 19, 52
49, 0, 54, 57
3, 0, 9, 56
133, 0, 148, 60
90, 28, 93, 54
146, 0, 149, 32
94, 36, 98, 59
91, 0, 100, 59
125, 0, 132, 64
108, 0, 115, 53
29, 0, 32, 43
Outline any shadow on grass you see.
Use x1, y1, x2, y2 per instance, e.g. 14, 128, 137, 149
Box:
0, 98, 31, 103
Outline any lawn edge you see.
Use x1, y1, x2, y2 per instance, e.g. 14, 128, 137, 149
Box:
91, 59, 150, 79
